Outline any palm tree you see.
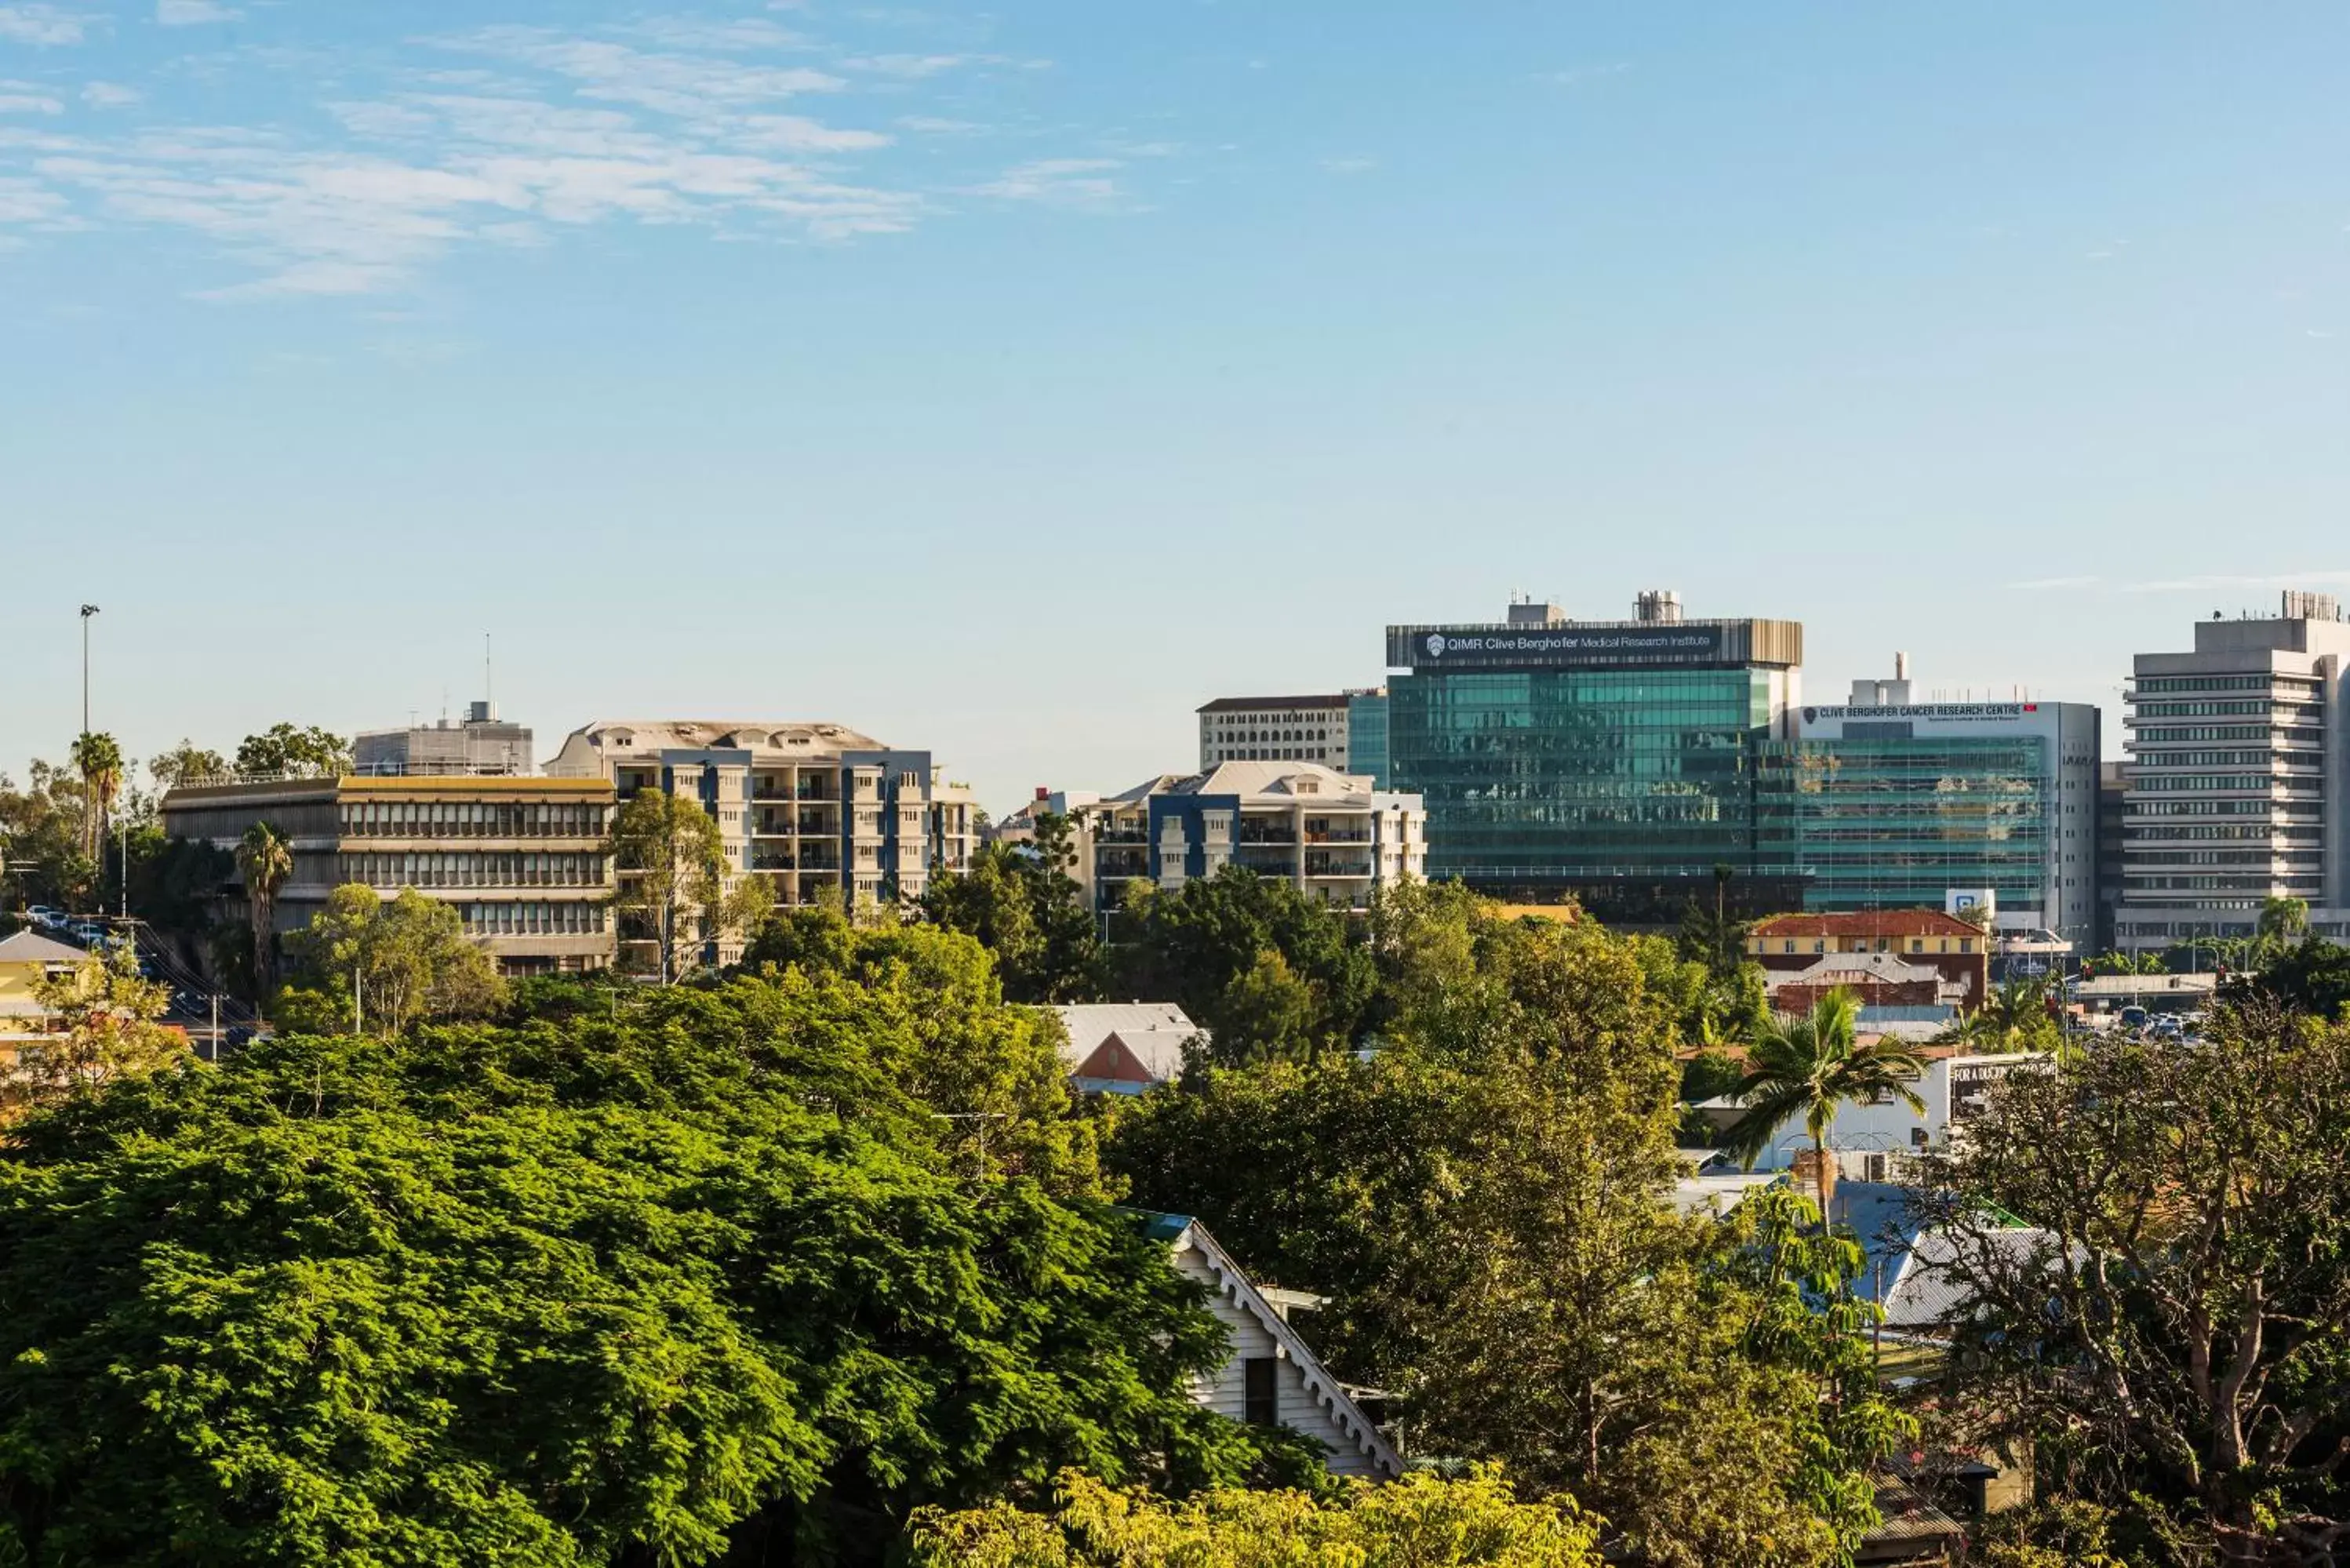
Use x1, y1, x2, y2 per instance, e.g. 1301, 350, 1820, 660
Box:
236, 820, 293, 1000
1721, 988, 1927, 1195
69, 730, 123, 864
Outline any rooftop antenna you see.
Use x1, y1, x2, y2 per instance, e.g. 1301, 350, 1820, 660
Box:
484, 632, 493, 708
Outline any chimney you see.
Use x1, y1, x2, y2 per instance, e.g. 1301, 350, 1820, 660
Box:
1893, 651, 1909, 681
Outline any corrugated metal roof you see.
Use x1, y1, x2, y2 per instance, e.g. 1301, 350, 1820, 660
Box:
0, 930, 89, 965
1755, 911, 1984, 938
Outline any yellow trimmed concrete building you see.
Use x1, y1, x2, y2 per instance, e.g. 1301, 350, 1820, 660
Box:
162, 774, 617, 977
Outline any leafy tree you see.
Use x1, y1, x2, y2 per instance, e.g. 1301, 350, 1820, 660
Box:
913, 1465, 1603, 1567
1936, 972, 2061, 1055
744, 904, 1107, 1198
147, 739, 228, 792
6, 945, 187, 1117
0, 762, 96, 912
234, 722, 351, 779
1112, 869, 1374, 1062
1917, 1003, 2350, 1563
67, 730, 122, 864
1675, 863, 1748, 983
2258, 894, 2311, 955
922, 812, 1103, 1003
285, 885, 506, 1035
2083, 948, 2165, 977
122, 829, 233, 940
1211, 948, 1320, 1065
1719, 989, 1925, 1178
606, 789, 766, 984
235, 820, 293, 1002
2239, 935, 2350, 1020
0, 984, 1311, 1566
1385, 1064, 1905, 1567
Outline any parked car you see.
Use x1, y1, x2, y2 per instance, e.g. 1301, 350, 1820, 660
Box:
31, 907, 71, 932
2119, 1005, 2149, 1033
67, 921, 107, 946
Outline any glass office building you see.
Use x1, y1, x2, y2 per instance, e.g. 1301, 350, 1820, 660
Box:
1384, 600, 1805, 916
1754, 737, 2048, 911
1346, 689, 1391, 788
1759, 698, 2101, 946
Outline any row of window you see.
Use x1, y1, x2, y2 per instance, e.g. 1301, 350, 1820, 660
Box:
2125, 824, 2322, 842
2129, 799, 2318, 817
2133, 751, 2312, 769
2127, 850, 2321, 867
460, 901, 609, 935
2126, 875, 2323, 892
2134, 674, 2319, 694
2134, 774, 2318, 793
344, 853, 607, 888
2134, 726, 2324, 744
342, 801, 606, 838
2133, 700, 2325, 719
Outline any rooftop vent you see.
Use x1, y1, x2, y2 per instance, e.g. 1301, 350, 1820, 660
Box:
1635, 589, 1683, 624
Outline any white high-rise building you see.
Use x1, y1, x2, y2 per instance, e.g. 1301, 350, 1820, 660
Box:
2117, 592, 2350, 950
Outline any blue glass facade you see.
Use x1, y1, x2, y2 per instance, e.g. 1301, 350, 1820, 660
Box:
1346, 690, 1390, 788
1753, 737, 2049, 913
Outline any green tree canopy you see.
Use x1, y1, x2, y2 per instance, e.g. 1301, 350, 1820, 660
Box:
922, 812, 1104, 1004
1919, 1002, 2350, 1563
606, 790, 770, 985
283, 885, 507, 1035
914, 1466, 1603, 1568
0, 974, 1310, 1567
235, 723, 351, 779
148, 739, 229, 793
1111, 869, 1374, 1065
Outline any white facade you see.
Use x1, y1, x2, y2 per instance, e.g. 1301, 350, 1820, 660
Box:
1162, 1216, 1402, 1479
355, 700, 533, 777
1069, 762, 1425, 918
544, 720, 979, 966
2119, 595, 2350, 951
1197, 695, 1353, 771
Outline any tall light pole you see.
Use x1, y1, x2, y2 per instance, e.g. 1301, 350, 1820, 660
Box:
78, 604, 99, 736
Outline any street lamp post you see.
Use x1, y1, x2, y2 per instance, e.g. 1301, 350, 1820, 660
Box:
78, 604, 99, 736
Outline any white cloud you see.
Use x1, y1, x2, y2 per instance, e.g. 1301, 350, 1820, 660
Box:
0, 5, 88, 45
156, 0, 240, 24
1540, 63, 1628, 85
1319, 156, 1374, 175
0, 14, 1128, 293
0, 83, 65, 115
970, 156, 1126, 209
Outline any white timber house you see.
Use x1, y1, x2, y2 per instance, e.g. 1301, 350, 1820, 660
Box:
1145, 1213, 1402, 1479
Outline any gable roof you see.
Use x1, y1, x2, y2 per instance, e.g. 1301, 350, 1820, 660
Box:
1049, 1003, 1201, 1068
1151, 1213, 1404, 1479
0, 930, 88, 966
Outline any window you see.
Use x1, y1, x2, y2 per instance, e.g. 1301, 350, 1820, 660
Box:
1242, 1357, 1278, 1426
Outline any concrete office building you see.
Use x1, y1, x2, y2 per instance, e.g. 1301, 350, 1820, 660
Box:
2116, 592, 2350, 951
354, 700, 533, 777
544, 722, 980, 963
1384, 591, 1806, 917
162, 774, 617, 976
2097, 762, 2128, 953
1059, 761, 1424, 919
1758, 658, 2101, 948
1197, 694, 1356, 771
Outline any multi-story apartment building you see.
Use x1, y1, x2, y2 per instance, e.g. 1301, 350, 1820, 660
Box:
162, 774, 617, 976
354, 699, 533, 777
1384, 591, 1807, 919
1754, 660, 2102, 948
543, 722, 979, 961
1196, 695, 1357, 771
2116, 593, 2350, 951
1059, 761, 1424, 920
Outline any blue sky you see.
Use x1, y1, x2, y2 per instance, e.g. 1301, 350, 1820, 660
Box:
4, 2, 2348, 810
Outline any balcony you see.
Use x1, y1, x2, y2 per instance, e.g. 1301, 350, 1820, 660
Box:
750, 851, 796, 871
1304, 828, 1371, 844
1235, 828, 1298, 847
1304, 857, 1375, 879
1095, 827, 1148, 844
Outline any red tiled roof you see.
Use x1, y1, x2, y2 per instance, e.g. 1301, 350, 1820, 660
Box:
1752, 911, 1982, 938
